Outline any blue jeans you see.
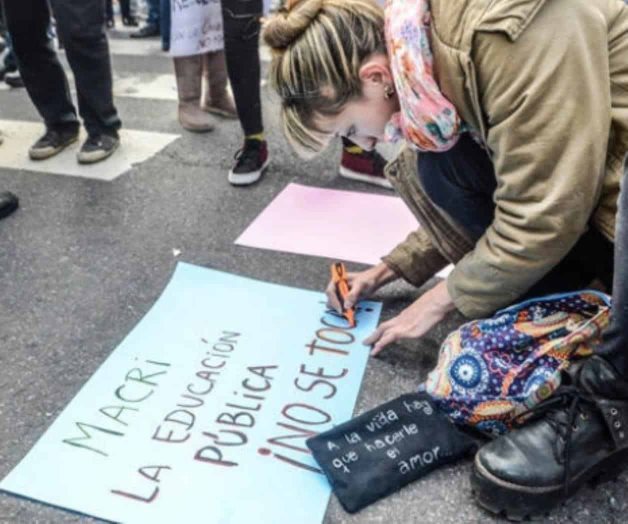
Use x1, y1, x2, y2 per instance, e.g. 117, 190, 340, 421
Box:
419, 134, 627, 374
147, 0, 160, 28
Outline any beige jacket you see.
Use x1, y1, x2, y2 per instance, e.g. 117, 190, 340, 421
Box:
383, 0, 628, 318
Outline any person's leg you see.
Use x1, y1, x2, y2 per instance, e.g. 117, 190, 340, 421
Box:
146, 0, 160, 29
173, 55, 214, 133
418, 133, 499, 241
419, 133, 609, 298
120, 0, 135, 21
0, 32, 18, 75
3, 0, 78, 131
105, 0, 114, 27
130, 0, 160, 37
50, 0, 121, 139
2, 33, 24, 88
471, 160, 628, 520
596, 159, 628, 374
221, 0, 263, 136
50, 0, 121, 163
202, 50, 237, 119
221, 0, 267, 186
159, 0, 169, 50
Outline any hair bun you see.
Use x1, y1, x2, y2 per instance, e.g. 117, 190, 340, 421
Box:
263, 0, 324, 51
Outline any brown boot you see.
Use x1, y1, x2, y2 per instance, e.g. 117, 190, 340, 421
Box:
173, 56, 214, 132
202, 51, 238, 119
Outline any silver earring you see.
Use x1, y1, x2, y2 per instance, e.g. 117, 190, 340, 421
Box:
384, 84, 395, 100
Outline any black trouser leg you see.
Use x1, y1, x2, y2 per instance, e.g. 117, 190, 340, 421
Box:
220, 0, 263, 137
50, 0, 121, 137
596, 159, 628, 376
418, 134, 614, 301
3, 0, 79, 131
120, 0, 132, 19
105, 0, 114, 20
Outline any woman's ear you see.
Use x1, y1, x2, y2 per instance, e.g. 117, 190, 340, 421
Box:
358, 55, 393, 86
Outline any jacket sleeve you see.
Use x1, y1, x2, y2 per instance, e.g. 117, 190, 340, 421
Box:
383, 227, 449, 287
447, 11, 612, 317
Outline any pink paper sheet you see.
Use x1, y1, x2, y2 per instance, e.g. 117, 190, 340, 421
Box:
236, 183, 453, 277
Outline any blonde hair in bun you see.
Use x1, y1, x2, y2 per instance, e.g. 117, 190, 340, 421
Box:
263, 0, 324, 51
262, 0, 385, 157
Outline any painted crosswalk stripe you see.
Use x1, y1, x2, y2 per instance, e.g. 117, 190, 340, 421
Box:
107, 37, 164, 57
0, 72, 178, 100
0, 119, 179, 181
114, 73, 177, 100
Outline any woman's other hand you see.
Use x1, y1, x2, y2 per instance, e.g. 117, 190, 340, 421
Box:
364, 280, 455, 356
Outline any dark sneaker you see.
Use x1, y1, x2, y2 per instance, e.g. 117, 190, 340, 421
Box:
29, 127, 79, 160
77, 133, 120, 164
339, 147, 392, 189
228, 140, 269, 186
122, 16, 139, 27
4, 69, 24, 88
0, 191, 18, 220
130, 24, 159, 38
471, 356, 628, 521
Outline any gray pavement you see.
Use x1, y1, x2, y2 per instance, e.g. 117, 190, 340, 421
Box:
0, 30, 626, 524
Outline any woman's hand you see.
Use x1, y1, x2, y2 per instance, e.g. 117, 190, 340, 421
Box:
326, 262, 398, 313
364, 280, 455, 356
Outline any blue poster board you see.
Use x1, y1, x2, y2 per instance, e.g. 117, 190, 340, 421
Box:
0, 263, 382, 523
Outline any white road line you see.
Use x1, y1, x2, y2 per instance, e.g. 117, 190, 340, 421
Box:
0, 72, 178, 100
0, 72, 263, 100
0, 119, 179, 181
106, 37, 165, 57
114, 73, 177, 100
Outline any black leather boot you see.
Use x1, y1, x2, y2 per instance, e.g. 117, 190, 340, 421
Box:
471, 356, 628, 520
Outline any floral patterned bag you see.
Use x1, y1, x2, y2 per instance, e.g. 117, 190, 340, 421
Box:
423, 291, 611, 436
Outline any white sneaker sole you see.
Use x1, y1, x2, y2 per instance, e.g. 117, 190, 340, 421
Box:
228, 157, 270, 186
29, 135, 79, 161
77, 139, 120, 164
338, 165, 393, 189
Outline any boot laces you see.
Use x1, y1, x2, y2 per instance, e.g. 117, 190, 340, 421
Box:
514, 385, 594, 496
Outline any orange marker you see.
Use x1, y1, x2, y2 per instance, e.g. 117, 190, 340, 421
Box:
331, 262, 356, 327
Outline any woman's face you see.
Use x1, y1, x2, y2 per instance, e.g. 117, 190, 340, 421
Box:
314, 54, 399, 151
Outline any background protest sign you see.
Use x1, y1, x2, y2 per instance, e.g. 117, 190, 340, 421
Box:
170, 0, 224, 57
0, 263, 381, 523
236, 184, 453, 278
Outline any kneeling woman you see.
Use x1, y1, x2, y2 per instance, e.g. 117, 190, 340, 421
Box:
263, 0, 628, 518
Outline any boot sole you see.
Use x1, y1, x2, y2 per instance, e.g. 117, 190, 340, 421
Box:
471, 448, 628, 521
29, 135, 79, 161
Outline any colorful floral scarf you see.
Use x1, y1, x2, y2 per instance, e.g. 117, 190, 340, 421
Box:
383, 0, 465, 151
